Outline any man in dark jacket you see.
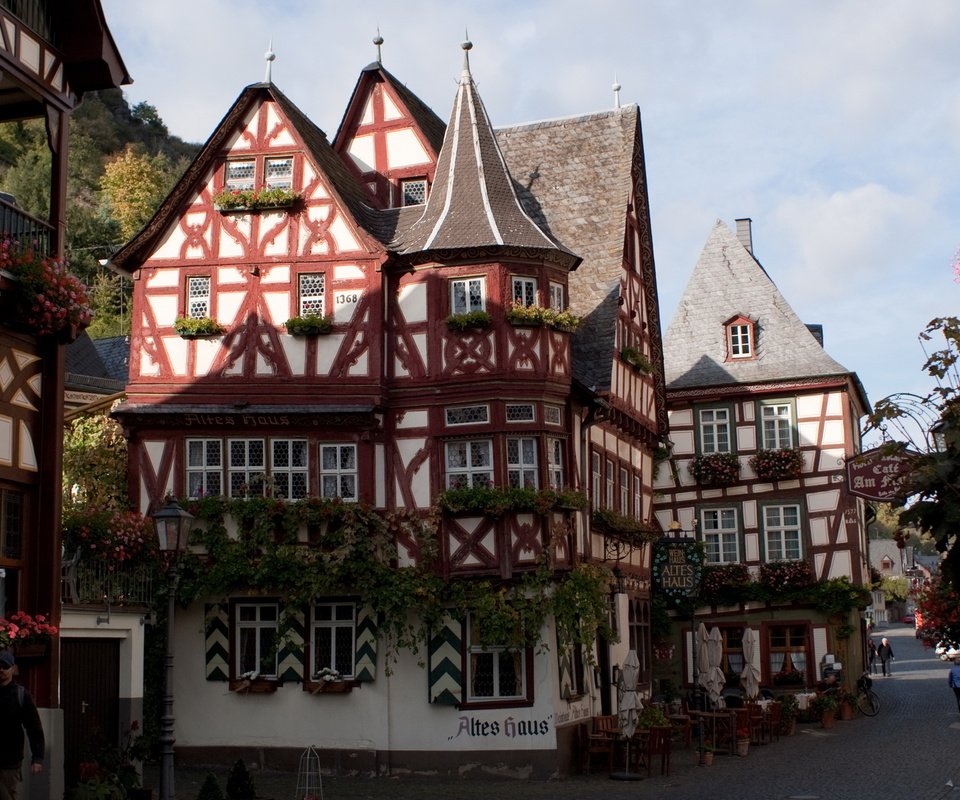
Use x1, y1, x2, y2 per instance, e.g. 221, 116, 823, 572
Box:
877, 637, 895, 676
0, 650, 44, 800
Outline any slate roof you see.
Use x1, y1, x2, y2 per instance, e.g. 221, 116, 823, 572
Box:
394, 48, 579, 269
497, 107, 641, 391
65, 332, 126, 392
663, 220, 869, 407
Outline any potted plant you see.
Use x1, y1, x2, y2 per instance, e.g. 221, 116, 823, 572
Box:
689, 452, 741, 486
284, 314, 333, 336
445, 310, 492, 332
173, 316, 226, 337
749, 447, 804, 481
0, 611, 58, 658
213, 187, 300, 211
735, 727, 750, 757
838, 690, 858, 720
779, 694, 799, 736
636, 705, 669, 731
810, 692, 839, 728
699, 743, 715, 766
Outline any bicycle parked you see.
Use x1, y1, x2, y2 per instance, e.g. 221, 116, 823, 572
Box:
856, 670, 880, 716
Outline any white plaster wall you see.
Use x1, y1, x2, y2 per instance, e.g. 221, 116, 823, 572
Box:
385, 129, 430, 168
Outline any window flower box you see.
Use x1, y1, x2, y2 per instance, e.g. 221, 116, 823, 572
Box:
749, 447, 804, 481
213, 187, 301, 212
505, 303, 581, 332
445, 310, 492, 332
304, 679, 354, 695
689, 452, 741, 486
284, 314, 333, 336
620, 346, 653, 373
0, 611, 58, 655
229, 677, 279, 694
174, 316, 225, 338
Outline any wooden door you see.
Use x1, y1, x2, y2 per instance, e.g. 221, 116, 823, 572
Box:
61, 638, 120, 786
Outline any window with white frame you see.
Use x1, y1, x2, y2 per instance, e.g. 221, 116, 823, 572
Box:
186, 439, 223, 498
700, 507, 740, 564
605, 459, 615, 508
265, 157, 293, 189
187, 276, 211, 319
450, 277, 485, 314
225, 159, 255, 192
299, 273, 325, 317
591, 452, 601, 509
619, 467, 629, 514
511, 276, 537, 307
549, 282, 564, 312
633, 474, 642, 520
401, 178, 427, 207
627, 599, 651, 682
507, 437, 538, 489
319, 444, 358, 501
466, 614, 526, 701
760, 402, 794, 450
445, 440, 493, 488
728, 321, 753, 358
698, 407, 731, 454
547, 438, 565, 489
763, 504, 802, 561
311, 601, 355, 679
271, 439, 308, 500
235, 601, 278, 678
228, 439, 266, 497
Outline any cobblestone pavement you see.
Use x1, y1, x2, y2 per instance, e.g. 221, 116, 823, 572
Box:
147, 624, 960, 799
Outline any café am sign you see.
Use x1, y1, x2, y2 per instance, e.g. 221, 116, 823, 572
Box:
845, 446, 918, 502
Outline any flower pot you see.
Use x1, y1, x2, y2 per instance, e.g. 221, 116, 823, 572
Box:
838, 701, 855, 721
782, 717, 797, 736
12, 641, 49, 660
701, 751, 714, 766
736, 739, 750, 757
820, 709, 836, 729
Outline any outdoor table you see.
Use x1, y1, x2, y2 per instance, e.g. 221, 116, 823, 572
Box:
688, 709, 737, 755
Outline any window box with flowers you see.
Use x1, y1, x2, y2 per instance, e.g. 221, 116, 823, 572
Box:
772, 668, 804, 687
689, 452, 741, 486
620, 346, 653, 373
0, 611, 58, 659
304, 667, 354, 695
284, 314, 333, 336
505, 303, 582, 332
174, 316, 226, 338
229, 671, 280, 694
749, 447, 804, 481
213, 187, 301, 212
1, 237, 92, 340
445, 310, 492, 332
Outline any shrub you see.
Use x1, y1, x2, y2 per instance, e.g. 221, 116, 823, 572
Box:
225, 759, 255, 800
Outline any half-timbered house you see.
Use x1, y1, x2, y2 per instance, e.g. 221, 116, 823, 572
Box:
0, 2, 129, 796
652, 218, 872, 699
108, 43, 667, 776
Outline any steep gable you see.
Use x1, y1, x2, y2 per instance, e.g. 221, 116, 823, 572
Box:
664, 220, 859, 392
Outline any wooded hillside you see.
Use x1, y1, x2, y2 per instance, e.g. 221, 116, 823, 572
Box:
0, 88, 199, 338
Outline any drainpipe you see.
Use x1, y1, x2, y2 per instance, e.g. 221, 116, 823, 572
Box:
579, 397, 610, 557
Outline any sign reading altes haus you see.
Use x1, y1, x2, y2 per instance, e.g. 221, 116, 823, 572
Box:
846, 446, 918, 502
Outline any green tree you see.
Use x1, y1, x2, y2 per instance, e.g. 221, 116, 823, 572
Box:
866, 316, 960, 592
100, 145, 172, 240
62, 414, 129, 513
879, 575, 910, 603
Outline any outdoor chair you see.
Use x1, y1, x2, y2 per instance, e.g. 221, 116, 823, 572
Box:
761, 701, 782, 743
583, 715, 619, 773
638, 725, 672, 777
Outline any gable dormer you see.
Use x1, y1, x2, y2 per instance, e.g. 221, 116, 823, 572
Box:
724, 313, 757, 362
333, 62, 445, 210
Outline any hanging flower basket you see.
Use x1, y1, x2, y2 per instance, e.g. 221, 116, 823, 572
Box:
750, 447, 804, 481
689, 452, 741, 486
0, 612, 58, 656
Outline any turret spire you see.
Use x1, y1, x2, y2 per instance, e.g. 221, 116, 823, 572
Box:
373, 28, 384, 64
264, 40, 275, 83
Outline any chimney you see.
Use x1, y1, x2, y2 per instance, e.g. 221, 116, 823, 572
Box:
735, 218, 753, 254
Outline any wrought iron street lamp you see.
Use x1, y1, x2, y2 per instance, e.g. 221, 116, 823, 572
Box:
152, 499, 193, 800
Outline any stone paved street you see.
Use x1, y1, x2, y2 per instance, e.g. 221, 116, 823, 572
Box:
147, 623, 960, 799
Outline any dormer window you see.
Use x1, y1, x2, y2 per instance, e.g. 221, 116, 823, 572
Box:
725, 315, 756, 360
401, 178, 427, 207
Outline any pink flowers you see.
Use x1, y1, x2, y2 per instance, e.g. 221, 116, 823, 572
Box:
2, 237, 92, 336
62, 508, 157, 567
0, 611, 58, 649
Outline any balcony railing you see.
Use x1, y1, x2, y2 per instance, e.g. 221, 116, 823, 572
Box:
62, 558, 155, 608
0, 195, 53, 255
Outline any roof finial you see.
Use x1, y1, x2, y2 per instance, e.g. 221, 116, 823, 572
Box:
461, 30, 473, 75
613, 74, 622, 109
264, 40, 276, 83
373, 27, 384, 64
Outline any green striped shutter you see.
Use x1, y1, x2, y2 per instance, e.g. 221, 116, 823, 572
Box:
204, 603, 229, 681
557, 638, 573, 700
428, 614, 463, 705
354, 605, 378, 682
279, 608, 305, 681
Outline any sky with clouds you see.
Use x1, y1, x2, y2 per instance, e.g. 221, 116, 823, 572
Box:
100, 0, 960, 428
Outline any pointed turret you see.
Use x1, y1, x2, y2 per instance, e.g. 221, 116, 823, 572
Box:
396, 41, 578, 268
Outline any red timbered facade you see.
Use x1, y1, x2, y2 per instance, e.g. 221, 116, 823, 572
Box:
110, 44, 667, 776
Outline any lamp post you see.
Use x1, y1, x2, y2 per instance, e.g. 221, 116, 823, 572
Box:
152, 499, 194, 800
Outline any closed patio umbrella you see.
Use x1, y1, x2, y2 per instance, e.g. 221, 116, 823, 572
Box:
618, 649, 641, 739
741, 627, 761, 699
696, 622, 711, 705
706, 626, 725, 708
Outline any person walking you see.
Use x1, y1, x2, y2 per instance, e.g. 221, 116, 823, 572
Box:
868, 638, 879, 674
950, 657, 960, 713
877, 637, 895, 676
0, 650, 44, 800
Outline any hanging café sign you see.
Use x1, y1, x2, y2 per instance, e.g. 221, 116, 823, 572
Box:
845, 446, 919, 502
